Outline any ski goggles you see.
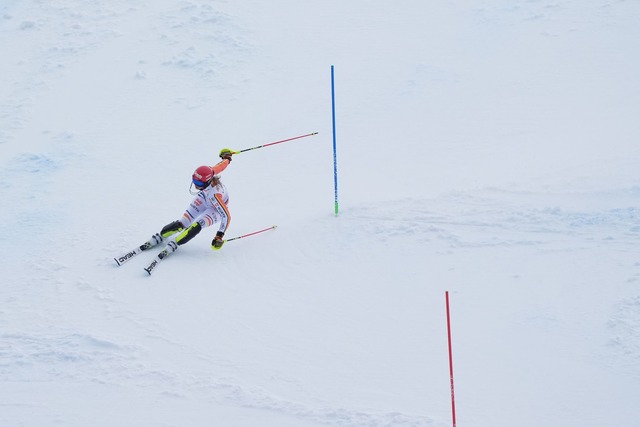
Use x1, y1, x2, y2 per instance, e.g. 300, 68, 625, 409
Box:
193, 179, 208, 188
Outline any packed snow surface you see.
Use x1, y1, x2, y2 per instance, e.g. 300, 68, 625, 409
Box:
1, 1, 639, 426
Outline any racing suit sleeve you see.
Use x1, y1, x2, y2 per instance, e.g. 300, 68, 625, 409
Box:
211, 158, 230, 175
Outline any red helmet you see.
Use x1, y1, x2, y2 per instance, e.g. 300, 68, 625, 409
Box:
192, 165, 213, 189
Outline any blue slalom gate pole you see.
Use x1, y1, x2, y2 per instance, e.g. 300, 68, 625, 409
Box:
331, 65, 339, 216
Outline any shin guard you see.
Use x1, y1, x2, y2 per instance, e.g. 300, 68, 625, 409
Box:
161, 220, 184, 238
175, 222, 202, 246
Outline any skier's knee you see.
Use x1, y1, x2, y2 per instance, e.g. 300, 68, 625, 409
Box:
175, 222, 202, 245
161, 220, 184, 238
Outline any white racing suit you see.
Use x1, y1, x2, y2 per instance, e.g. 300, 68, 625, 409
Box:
179, 181, 230, 236
157, 179, 231, 251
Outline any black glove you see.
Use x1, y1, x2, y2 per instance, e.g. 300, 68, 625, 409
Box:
219, 148, 233, 162
212, 231, 225, 250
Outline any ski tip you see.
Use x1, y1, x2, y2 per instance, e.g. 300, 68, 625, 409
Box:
114, 257, 121, 266
144, 268, 152, 275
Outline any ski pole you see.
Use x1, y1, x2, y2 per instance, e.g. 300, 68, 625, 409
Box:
232, 132, 318, 154
224, 225, 277, 243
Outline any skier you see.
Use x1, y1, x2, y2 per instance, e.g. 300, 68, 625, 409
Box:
161, 147, 233, 248
114, 148, 234, 272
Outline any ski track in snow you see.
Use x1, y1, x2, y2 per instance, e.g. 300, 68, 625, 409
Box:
607, 295, 640, 378
340, 192, 640, 250
1, 330, 439, 426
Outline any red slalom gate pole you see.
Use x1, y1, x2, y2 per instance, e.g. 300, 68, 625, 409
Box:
445, 291, 457, 427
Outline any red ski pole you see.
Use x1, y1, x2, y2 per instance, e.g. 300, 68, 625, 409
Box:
224, 225, 277, 243
232, 132, 318, 154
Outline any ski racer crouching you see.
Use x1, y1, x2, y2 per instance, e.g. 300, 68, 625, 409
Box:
114, 149, 234, 273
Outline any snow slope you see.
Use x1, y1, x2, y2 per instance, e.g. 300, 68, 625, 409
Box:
1, 1, 639, 426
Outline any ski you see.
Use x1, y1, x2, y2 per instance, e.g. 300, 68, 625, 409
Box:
143, 257, 160, 275
114, 233, 164, 266
114, 247, 144, 266
144, 241, 177, 275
